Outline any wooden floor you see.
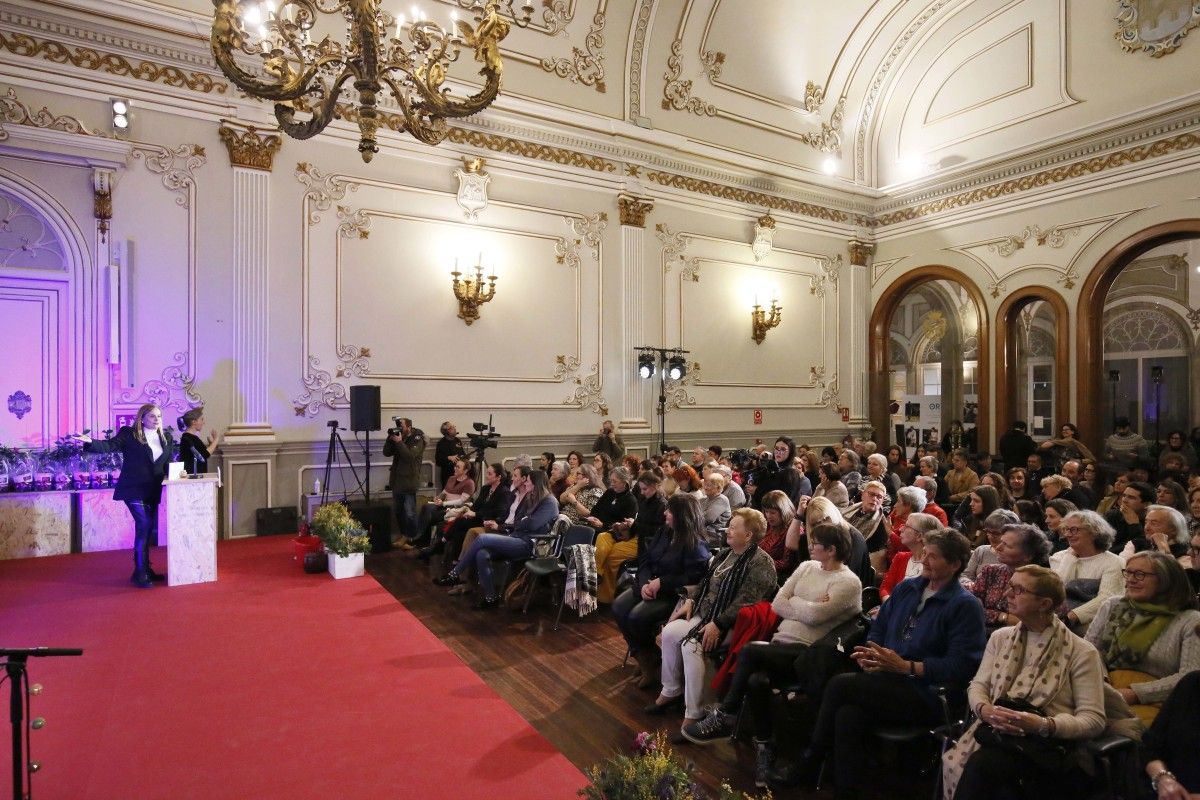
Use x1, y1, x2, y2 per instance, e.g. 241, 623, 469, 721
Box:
368, 548, 937, 800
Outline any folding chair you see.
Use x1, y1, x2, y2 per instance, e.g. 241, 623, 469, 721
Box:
522, 524, 597, 629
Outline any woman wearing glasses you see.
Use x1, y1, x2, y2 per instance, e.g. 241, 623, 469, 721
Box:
967, 524, 1052, 630
942, 566, 1106, 800
1048, 510, 1124, 633
1084, 550, 1200, 726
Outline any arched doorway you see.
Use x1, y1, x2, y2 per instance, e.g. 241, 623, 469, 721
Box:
1076, 220, 1200, 451
995, 288, 1069, 444
869, 266, 991, 453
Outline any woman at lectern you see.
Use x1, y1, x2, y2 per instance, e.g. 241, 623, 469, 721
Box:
178, 407, 220, 475
74, 403, 175, 588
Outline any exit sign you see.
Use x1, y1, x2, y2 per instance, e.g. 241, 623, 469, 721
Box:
753, 409, 763, 425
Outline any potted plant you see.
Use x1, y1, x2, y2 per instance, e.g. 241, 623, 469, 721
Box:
310, 502, 370, 579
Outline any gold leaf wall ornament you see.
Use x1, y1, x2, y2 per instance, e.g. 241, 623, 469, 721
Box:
0, 31, 227, 95
662, 39, 718, 116
1116, 0, 1200, 57
809, 254, 843, 298
617, 194, 654, 227
444, 127, 618, 172
335, 206, 372, 239
132, 143, 206, 210
1187, 307, 1200, 331
752, 213, 776, 262
809, 365, 840, 408
797, 95, 846, 155
292, 355, 348, 417
333, 344, 371, 378
294, 162, 356, 225
117, 352, 203, 415
0, 87, 103, 136
561, 361, 609, 416
663, 362, 700, 412
987, 224, 1080, 257
804, 81, 825, 114
540, 11, 607, 92
1057, 264, 1080, 290
922, 311, 949, 342
700, 49, 726, 82
848, 239, 875, 267
628, 0, 654, 119
655, 223, 696, 276
645, 170, 857, 225
217, 124, 282, 171
540, 0, 574, 35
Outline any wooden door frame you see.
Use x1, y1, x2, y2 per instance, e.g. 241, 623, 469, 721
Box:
994, 288, 1070, 445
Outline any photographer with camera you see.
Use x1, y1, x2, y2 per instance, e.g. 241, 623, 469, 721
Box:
750, 436, 810, 511
593, 419, 625, 461
383, 417, 426, 547
435, 421, 467, 488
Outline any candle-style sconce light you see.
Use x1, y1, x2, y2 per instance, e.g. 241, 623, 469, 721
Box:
751, 296, 782, 344
450, 255, 497, 325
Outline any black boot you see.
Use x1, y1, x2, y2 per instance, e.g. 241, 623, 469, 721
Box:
131, 535, 153, 588
142, 535, 165, 581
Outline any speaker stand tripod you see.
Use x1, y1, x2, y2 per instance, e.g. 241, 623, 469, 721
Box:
320, 424, 364, 506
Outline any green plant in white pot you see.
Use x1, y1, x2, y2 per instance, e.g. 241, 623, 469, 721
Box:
311, 502, 370, 578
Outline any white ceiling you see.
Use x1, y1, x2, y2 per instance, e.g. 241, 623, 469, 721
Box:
14, 0, 1200, 197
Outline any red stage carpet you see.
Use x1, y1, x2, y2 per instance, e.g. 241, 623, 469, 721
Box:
0, 538, 588, 799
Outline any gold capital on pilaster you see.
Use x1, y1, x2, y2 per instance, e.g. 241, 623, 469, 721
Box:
848, 239, 875, 267
218, 123, 283, 171
93, 169, 114, 243
618, 194, 654, 228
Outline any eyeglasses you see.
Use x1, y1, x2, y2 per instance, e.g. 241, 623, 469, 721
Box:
1061, 525, 1085, 534
1121, 569, 1154, 582
1003, 584, 1042, 598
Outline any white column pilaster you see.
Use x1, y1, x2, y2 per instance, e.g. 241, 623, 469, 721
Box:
618, 195, 654, 432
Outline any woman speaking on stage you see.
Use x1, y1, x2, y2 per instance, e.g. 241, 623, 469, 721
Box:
178, 406, 219, 475
74, 402, 175, 588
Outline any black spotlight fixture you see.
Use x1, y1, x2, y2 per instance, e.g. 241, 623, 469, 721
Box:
637, 351, 656, 379
667, 353, 687, 381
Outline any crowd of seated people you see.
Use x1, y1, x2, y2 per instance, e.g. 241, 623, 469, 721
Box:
399, 417, 1200, 798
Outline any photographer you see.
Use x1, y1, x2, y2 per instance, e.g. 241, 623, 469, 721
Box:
435, 421, 466, 488
750, 436, 810, 511
593, 419, 625, 461
383, 417, 426, 547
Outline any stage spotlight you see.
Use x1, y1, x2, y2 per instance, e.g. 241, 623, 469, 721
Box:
667, 354, 686, 380
637, 351, 655, 379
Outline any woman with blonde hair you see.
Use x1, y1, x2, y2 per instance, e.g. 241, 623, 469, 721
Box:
943, 565, 1106, 799
758, 490, 799, 579
75, 403, 176, 587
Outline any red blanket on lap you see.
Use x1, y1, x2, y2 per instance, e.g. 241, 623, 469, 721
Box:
710, 600, 780, 696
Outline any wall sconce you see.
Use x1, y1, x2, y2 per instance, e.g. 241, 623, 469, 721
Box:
751, 297, 782, 344
450, 256, 497, 326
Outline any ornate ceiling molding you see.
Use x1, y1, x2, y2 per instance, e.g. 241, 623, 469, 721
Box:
132, 143, 205, 210
987, 223, 1079, 257
555, 212, 608, 269
0, 87, 103, 136
1116, 0, 1200, 57
646, 169, 864, 225
541, 9, 607, 93
662, 38, 718, 116
0, 30, 227, 95
556, 356, 609, 416
335, 206, 371, 240
627, 0, 654, 120
294, 162, 356, 225
116, 352, 202, 415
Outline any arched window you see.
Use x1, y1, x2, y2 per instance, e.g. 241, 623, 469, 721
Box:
1103, 306, 1191, 438
0, 191, 67, 270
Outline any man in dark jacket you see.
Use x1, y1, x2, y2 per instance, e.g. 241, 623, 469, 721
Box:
998, 420, 1036, 475
434, 421, 466, 488
383, 417, 426, 545
592, 419, 626, 461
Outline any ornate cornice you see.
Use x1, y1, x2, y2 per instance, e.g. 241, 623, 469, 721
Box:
0, 86, 102, 136
663, 39, 718, 116
646, 169, 863, 226
617, 194, 654, 227
0, 30, 227, 95
541, 11, 607, 93
628, 0, 654, 120
217, 124, 282, 171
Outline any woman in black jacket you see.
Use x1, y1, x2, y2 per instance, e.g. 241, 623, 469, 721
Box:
177, 406, 219, 475
435, 463, 513, 564
76, 403, 175, 587
751, 436, 809, 510
613, 492, 712, 683
584, 467, 638, 533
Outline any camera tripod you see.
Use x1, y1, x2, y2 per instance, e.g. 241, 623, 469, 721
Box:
320, 422, 366, 506
3, 647, 83, 800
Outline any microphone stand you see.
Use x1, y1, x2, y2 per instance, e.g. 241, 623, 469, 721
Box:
2, 648, 83, 800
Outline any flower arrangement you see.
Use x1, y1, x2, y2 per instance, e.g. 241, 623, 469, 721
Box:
310, 502, 370, 558
0, 429, 121, 492
579, 731, 770, 800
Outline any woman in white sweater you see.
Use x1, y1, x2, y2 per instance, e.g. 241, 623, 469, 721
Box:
1049, 509, 1124, 632
943, 565, 1107, 799
679, 523, 862, 786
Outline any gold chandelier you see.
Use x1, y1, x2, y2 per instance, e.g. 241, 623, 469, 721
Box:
210, 0, 534, 162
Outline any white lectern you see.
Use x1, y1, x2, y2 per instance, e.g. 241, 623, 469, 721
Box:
158, 475, 220, 586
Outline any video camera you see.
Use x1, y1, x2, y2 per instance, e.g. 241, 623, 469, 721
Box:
468, 415, 500, 451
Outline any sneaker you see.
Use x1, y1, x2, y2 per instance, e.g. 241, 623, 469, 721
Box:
753, 740, 775, 789
681, 708, 734, 745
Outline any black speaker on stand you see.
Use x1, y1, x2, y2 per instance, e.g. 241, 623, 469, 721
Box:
348, 385, 388, 552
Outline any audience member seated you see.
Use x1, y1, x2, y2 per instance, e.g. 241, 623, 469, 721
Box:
942, 565, 1106, 800
839, 449, 864, 504
1142, 670, 1200, 799
887, 484, 927, 547
433, 467, 559, 609
960, 509, 1020, 584
1061, 460, 1098, 510
433, 462, 512, 565
1041, 497, 1077, 553
1158, 429, 1198, 472
680, 523, 862, 786
1038, 422, 1095, 470
844, 480, 890, 575
1084, 550, 1200, 726
1006, 466, 1037, 503
799, 451, 822, 491
915, 475, 950, 526
672, 464, 702, 497
758, 490, 801, 581
591, 452, 613, 482
549, 459, 570, 497
1131, 504, 1193, 559
412, 458, 476, 548
1050, 510, 1124, 632
614, 493, 711, 685
1096, 469, 1130, 516
1014, 498, 1044, 528
886, 445, 912, 485
864, 453, 901, 503
650, 508, 777, 732
582, 466, 637, 536
1155, 479, 1188, 514
558, 464, 605, 525
1189, 487, 1200, 537
593, 470, 666, 604
1040, 473, 1087, 516
565, 450, 585, 482
1105, 415, 1150, 468
880, 512, 941, 600
968, 524, 1051, 630
957, 485, 1001, 546
697, 473, 732, 548
814, 461, 849, 510
945, 448, 980, 506
980, 472, 1015, 510
794, 529, 985, 797
1107, 480, 1153, 553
